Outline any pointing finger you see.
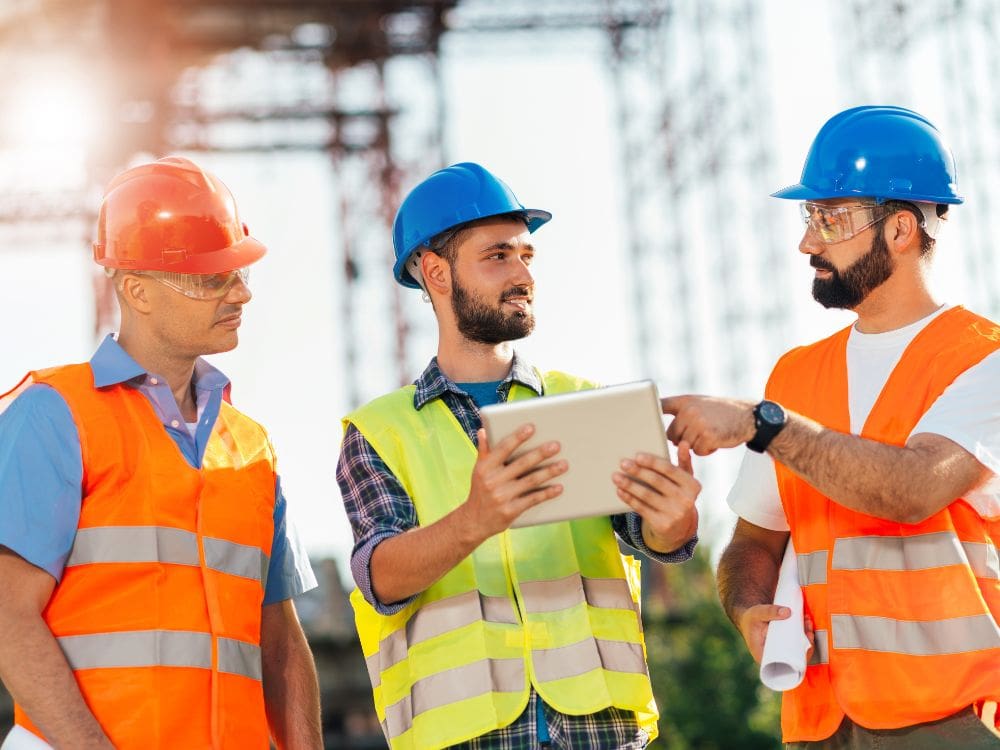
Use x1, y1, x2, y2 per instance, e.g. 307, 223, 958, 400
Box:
660, 395, 684, 415
677, 441, 694, 476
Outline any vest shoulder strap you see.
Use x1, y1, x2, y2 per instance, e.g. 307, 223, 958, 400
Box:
765, 326, 851, 400
539, 370, 600, 395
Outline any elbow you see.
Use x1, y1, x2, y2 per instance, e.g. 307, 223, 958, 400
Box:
896, 508, 935, 525
882, 488, 953, 525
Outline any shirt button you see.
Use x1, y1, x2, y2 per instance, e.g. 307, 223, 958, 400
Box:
150, 377, 158, 385
171, 420, 180, 428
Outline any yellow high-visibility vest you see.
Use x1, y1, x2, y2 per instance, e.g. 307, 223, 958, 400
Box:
344, 370, 658, 750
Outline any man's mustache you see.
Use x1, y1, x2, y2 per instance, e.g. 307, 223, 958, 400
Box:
500, 286, 532, 303
810, 256, 836, 273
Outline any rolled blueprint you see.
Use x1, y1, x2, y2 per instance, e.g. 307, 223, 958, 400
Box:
759, 539, 812, 691
0, 727, 54, 750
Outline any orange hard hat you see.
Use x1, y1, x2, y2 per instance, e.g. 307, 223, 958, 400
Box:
93, 156, 266, 273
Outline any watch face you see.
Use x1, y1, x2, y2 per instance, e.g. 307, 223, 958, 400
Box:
759, 401, 784, 425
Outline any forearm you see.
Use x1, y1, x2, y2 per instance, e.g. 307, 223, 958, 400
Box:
0, 611, 110, 749
663, 394, 984, 523
261, 602, 322, 750
769, 413, 971, 523
641, 516, 698, 555
716, 532, 783, 626
616, 512, 697, 562
370, 504, 482, 606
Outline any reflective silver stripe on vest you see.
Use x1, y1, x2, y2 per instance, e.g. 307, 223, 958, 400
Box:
832, 532, 975, 573
365, 653, 382, 690
796, 550, 828, 586
218, 637, 263, 681
369, 590, 519, 686
59, 630, 212, 670
68, 526, 199, 567
65, 526, 268, 583
57, 630, 262, 680
832, 614, 1000, 656
204, 536, 269, 582
533, 638, 647, 683
808, 629, 829, 665
383, 657, 524, 740
519, 573, 635, 614
963, 541, 1000, 580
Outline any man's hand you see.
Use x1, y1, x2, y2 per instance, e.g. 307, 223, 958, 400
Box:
460, 424, 568, 540
612, 442, 700, 553
370, 423, 568, 605
735, 603, 791, 664
661, 395, 756, 456
736, 605, 817, 667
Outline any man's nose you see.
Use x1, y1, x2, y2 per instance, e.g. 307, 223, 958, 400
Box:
799, 224, 825, 256
226, 277, 252, 304
512, 256, 534, 286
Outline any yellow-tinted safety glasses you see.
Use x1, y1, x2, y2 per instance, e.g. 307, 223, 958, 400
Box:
799, 202, 888, 244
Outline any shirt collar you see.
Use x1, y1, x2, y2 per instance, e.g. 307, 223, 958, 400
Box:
90, 333, 230, 395
412, 352, 543, 410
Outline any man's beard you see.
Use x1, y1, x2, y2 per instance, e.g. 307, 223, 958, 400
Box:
812, 230, 895, 309
451, 272, 535, 345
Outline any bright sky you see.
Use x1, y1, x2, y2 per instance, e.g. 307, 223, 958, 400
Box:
2, 1, 998, 576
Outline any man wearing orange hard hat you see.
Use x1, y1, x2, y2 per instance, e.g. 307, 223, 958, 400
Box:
0, 157, 322, 749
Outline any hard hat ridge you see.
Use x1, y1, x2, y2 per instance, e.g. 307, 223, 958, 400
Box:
392, 162, 551, 289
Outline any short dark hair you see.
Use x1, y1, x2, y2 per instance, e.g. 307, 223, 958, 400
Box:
881, 200, 944, 257
425, 213, 529, 265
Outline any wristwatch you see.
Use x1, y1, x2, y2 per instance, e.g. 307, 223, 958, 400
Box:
747, 400, 786, 453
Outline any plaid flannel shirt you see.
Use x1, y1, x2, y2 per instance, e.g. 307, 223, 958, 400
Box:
337, 355, 697, 749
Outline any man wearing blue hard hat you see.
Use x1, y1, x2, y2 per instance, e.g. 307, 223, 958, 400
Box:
336, 162, 701, 748
662, 106, 1000, 747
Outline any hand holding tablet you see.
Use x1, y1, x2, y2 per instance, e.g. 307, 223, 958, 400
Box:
480, 381, 682, 528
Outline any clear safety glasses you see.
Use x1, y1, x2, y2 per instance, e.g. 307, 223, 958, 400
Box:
139, 267, 250, 300
799, 202, 889, 244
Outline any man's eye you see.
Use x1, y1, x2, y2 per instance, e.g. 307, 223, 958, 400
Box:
203, 274, 229, 289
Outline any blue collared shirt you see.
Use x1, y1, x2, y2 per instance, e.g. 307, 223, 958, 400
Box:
0, 335, 316, 604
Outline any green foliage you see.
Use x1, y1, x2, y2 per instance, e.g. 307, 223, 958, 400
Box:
643, 550, 782, 750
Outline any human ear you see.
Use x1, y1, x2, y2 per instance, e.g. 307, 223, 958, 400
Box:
119, 274, 154, 314
888, 209, 920, 252
422, 252, 451, 296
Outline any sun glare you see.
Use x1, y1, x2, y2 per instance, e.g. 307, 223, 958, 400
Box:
3, 74, 101, 148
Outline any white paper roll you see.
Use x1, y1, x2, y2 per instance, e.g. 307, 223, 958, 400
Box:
759, 539, 812, 691
1, 727, 54, 750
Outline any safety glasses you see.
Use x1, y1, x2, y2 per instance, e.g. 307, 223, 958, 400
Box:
799, 202, 889, 244
138, 267, 250, 300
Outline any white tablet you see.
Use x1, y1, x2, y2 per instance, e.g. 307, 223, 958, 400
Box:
480, 380, 668, 528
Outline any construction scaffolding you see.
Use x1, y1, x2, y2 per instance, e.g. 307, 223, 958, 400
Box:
3, 2, 1000, 743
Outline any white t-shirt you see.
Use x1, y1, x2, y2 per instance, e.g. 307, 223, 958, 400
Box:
728, 305, 1000, 529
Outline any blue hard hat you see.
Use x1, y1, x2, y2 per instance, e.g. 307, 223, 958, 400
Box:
392, 162, 552, 289
772, 106, 963, 205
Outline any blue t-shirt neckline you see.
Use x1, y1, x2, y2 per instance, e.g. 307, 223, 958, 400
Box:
455, 380, 504, 408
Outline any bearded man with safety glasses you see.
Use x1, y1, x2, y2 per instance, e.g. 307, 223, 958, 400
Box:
661, 106, 1000, 747
0, 157, 322, 750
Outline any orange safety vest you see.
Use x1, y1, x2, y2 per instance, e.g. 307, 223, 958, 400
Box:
4, 364, 277, 750
766, 306, 1000, 741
